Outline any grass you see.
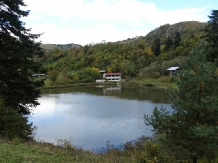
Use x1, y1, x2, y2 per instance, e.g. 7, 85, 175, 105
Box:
40, 75, 178, 91
124, 76, 178, 89
0, 138, 137, 163
1, 137, 217, 163
0, 138, 77, 163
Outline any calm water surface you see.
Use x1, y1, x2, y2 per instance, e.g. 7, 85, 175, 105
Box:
30, 86, 172, 152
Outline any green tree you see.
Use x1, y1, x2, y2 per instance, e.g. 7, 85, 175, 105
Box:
0, 0, 44, 138
49, 69, 59, 84
0, 97, 34, 139
203, 10, 218, 62
77, 67, 100, 83
151, 37, 161, 57
174, 32, 181, 48
145, 41, 218, 163
137, 38, 146, 50
164, 36, 173, 51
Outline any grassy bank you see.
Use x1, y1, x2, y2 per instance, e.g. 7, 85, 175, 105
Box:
41, 76, 177, 90
0, 137, 148, 163
0, 138, 79, 163
122, 76, 177, 89
41, 82, 120, 90
0, 138, 128, 163
1, 137, 217, 163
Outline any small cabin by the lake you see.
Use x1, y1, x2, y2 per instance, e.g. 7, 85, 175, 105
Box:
167, 67, 179, 76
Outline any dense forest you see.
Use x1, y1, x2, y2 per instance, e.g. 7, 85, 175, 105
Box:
37, 21, 206, 86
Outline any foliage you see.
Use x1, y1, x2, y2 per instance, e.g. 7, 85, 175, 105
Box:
48, 69, 59, 84
203, 10, 218, 62
145, 41, 218, 162
145, 24, 171, 44
0, 97, 34, 139
0, 138, 98, 163
151, 37, 161, 57
40, 41, 156, 84
0, 0, 44, 138
1, 135, 217, 163
174, 31, 181, 48
144, 21, 206, 45
36, 21, 207, 86
77, 67, 101, 83
139, 57, 185, 78
163, 36, 173, 51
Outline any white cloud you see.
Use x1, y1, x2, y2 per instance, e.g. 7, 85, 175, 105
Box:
26, 14, 43, 20
22, 0, 211, 45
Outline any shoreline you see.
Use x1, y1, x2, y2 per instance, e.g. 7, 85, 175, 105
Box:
40, 81, 176, 90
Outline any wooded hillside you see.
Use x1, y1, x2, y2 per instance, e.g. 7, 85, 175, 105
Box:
37, 21, 207, 86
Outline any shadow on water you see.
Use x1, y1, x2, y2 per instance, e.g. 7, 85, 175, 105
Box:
41, 85, 170, 104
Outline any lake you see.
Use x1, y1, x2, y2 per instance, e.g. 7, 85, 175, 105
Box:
30, 85, 172, 152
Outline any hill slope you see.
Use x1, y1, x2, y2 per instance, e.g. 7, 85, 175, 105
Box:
40, 21, 207, 48
144, 21, 207, 44
118, 21, 207, 45
40, 43, 81, 50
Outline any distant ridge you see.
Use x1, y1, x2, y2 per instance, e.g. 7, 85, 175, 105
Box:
117, 21, 207, 45
40, 43, 81, 50
144, 21, 207, 44
40, 21, 207, 48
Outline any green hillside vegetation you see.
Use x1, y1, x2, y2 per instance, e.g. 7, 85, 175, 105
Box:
37, 21, 206, 87
40, 43, 81, 50
144, 21, 207, 44
144, 11, 218, 163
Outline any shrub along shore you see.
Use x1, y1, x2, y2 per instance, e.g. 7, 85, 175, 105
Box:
41, 76, 177, 90
0, 135, 158, 163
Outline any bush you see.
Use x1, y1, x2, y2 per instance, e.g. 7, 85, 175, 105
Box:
139, 65, 162, 78
77, 67, 101, 82
48, 69, 59, 84
160, 76, 174, 82
0, 97, 34, 139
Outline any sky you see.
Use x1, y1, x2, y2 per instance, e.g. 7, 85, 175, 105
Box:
22, 0, 218, 46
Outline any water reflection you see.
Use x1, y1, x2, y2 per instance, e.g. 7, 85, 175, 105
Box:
103, 85, 121, 96
31, 86, 172, 152
41, 86, 169, 103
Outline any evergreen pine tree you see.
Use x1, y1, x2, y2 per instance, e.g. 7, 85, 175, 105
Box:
151, 37, 161, 57
164, 36, 173, 51
145, 40, 218, 163
203, 10, 218, 62
0, 0, 44, 138
174, 32, 181, 48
